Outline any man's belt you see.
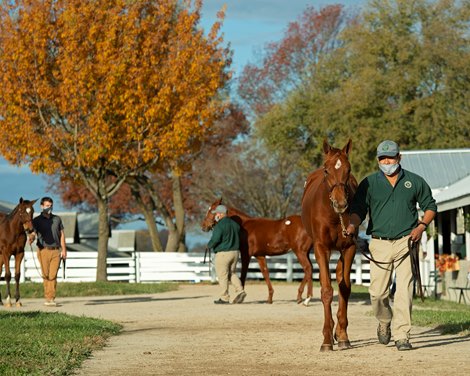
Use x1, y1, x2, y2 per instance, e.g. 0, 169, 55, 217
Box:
42, 246, 60, 250
371, 235, 408, 241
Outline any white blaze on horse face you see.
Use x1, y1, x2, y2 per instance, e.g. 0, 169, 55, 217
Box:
335, 159, 342, 170
285, 220, 291, 225
26, 208, 31, 214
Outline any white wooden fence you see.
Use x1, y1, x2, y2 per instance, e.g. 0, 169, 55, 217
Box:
1, 251, 371, 285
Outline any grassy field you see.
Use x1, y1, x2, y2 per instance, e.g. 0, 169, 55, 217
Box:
0, 281, 468, 375
0, 282, 178, 376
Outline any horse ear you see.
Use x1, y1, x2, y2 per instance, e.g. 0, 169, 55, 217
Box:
322, 139, 331, 154
19, 197, 24, 203
342, 139, 352, 156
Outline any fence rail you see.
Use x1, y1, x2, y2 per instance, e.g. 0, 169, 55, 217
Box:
1, 251, 371, 285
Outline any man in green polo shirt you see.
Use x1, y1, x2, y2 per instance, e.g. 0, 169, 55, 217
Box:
347, 140, 437, 351
207, 204, 247, 304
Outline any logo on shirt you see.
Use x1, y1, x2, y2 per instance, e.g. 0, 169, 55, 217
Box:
404, 181, 412, 189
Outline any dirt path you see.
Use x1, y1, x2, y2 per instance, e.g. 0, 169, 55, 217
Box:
22, 283, 470, 376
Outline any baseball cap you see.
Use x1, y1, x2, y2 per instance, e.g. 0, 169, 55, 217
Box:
211, 205, 228, 214
377, 140, 399, 158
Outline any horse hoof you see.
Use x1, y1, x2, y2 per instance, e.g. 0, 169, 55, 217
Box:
320, 344, 333, 352
15, 302, 22, 307
5, 303, 12, 308
302, 297, 312, 307
337, 340, 352, 350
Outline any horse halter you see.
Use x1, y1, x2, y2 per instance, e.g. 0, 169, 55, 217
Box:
19, 208, 34, 234
323, 167, 350, 238
323, 168, 350, 202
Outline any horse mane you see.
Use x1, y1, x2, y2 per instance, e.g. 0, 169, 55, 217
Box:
227, 205, 253, 219
7, 204, 20, 220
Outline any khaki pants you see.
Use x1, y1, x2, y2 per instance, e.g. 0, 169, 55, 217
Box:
37, 248, 61, 301
369, 236, 413, 341
214, 250, 244, 302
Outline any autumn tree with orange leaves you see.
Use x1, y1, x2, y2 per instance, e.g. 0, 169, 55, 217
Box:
0, 0, 230, 280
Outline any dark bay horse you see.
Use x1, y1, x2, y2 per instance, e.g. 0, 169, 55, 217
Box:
202, 199, 314, 304
0, 198, 36, 307
301, 139, 357, 351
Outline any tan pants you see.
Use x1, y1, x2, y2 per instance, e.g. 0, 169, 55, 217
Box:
214, 250, 244, 302
369, 236, 413, 341
37, 249, 61, 301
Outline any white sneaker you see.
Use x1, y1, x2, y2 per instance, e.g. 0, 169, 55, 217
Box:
44, 301, 58, 307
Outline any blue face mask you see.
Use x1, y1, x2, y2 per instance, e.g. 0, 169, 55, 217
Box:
379, 163, 400, 176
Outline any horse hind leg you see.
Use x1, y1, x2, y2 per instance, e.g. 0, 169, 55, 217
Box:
256, 256, 274, 304
295, 251, 313, 306
3, 259, 13, 308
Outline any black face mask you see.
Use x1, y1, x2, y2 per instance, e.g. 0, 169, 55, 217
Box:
42, 207, 52, 215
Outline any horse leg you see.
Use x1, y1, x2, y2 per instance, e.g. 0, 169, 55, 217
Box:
256, 256, 274, 304
334, 245, 355, 350
3, 255, 12, 308
0, 257, 3, 305
240, 251, 251, 288
315, 246, 334, 351
295, 250, 313, 306
14, 253, 24, 307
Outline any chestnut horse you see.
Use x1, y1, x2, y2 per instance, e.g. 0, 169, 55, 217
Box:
0, 198, 36, 307
202, 199, 314, 304
301, 139, 357, 351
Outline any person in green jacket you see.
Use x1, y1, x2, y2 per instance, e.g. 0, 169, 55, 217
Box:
347, 140, 437, 351
207, 205, 247, 304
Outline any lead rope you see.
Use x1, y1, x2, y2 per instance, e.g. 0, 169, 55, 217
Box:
339, 213, 348, 238
30, 243, 47, 280
30, 243, 60, 281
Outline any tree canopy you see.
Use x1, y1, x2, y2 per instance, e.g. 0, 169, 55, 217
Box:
245, 0, 470, 179
0, 0, 230, 276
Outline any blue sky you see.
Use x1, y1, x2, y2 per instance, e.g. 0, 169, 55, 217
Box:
0, 0, 366, 217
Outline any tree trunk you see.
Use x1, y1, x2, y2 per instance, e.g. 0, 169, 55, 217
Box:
140, 202, 163, 252
96, 196, 110, 281
131, 187, 163, 252
172, 171, 187, 253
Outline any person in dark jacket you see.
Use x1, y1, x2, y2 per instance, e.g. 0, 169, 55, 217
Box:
29, 196, 67, 307
347, 140, 437, 351
207, 205, 247, 304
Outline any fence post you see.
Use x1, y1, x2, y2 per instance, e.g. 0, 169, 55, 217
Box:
135, 251, 141, 283
287, 253, 293, 282
355, 254, 362, 285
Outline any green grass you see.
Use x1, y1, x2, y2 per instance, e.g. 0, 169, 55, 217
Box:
0, 311, 121, 376
7, 281, 179, 299
0, 281, 178, 376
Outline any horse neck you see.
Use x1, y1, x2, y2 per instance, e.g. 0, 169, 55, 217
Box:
2, 212, 23, 233
228, 207, 252, 223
